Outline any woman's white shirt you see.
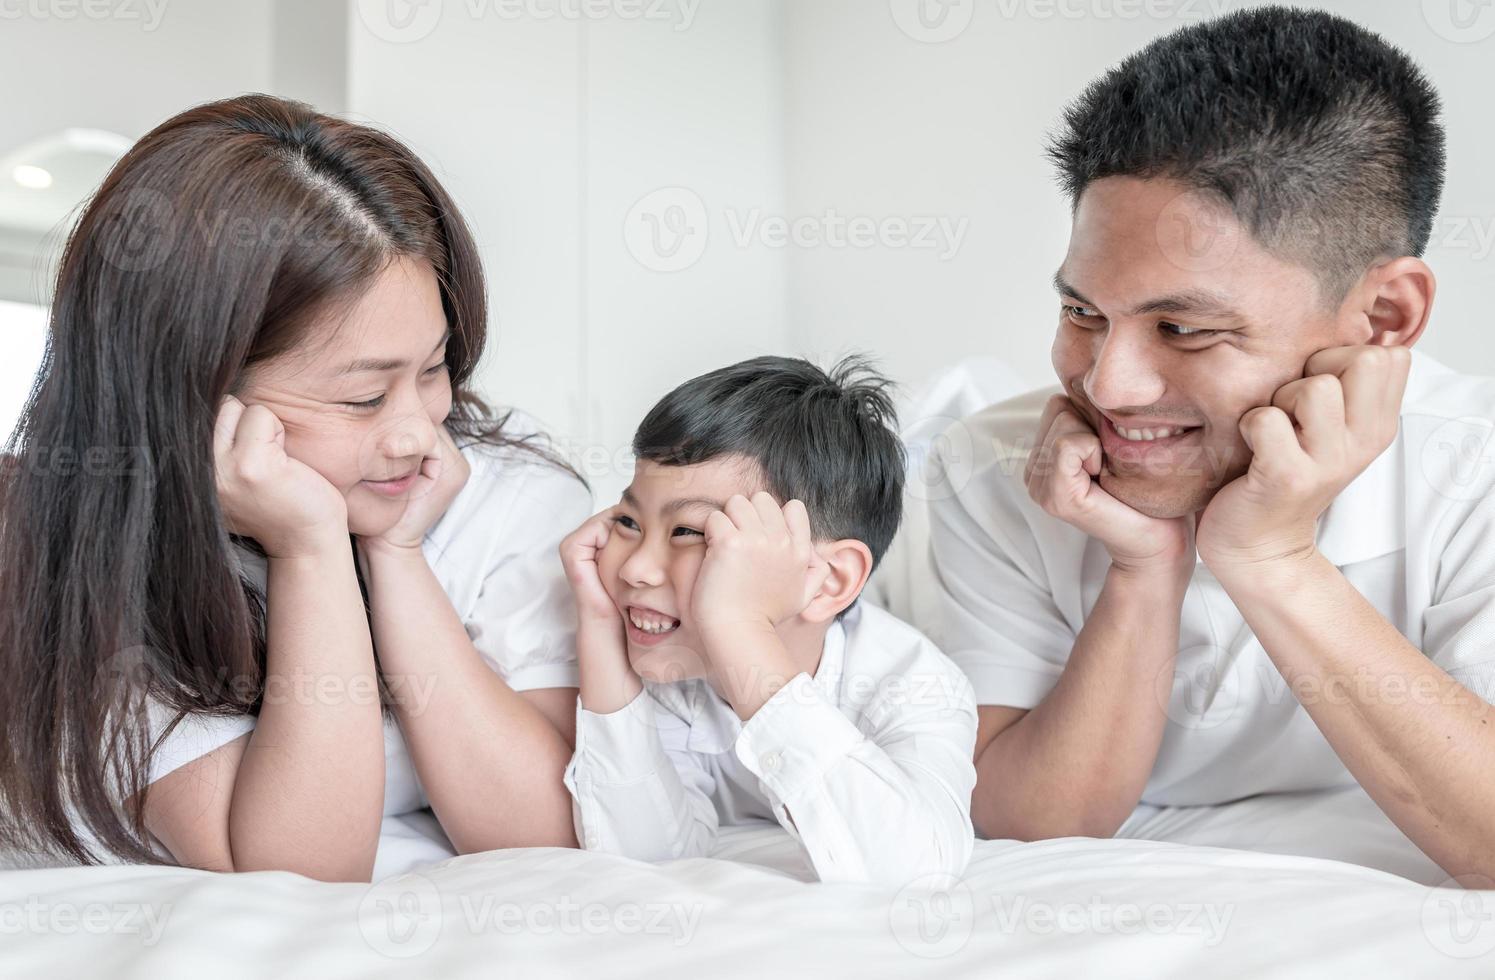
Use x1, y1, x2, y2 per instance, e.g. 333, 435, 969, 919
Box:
146, 419, 591, 817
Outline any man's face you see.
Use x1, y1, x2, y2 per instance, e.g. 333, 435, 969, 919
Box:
1052, 176, 1361, 519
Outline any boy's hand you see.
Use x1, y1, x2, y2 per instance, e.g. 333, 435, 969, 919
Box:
563, 506, 640, 714
560, 507, 624, 627
691, 493, 832, 632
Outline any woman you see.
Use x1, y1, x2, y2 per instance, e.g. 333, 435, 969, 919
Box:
0, 95, 589, 881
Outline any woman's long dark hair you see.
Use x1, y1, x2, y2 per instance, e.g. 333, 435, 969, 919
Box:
0, 94, 565, 864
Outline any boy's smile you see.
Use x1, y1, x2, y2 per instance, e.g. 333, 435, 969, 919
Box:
598, 455, 765, 682
624, 604, 682, 645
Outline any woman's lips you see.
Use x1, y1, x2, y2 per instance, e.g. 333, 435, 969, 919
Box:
361, 471, 418, 496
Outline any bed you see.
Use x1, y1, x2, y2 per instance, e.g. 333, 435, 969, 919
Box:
1, 819, 1489, 977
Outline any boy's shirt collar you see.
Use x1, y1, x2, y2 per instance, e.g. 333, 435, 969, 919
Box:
674, 612, 853, 755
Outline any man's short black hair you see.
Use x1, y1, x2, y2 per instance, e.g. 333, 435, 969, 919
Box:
1046, 6, 1446, 301
632, 354, 905, 568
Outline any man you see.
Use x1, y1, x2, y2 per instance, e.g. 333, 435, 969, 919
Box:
930, 6, 1495, 885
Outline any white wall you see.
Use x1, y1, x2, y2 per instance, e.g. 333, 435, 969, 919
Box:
0, 301, 48, 442
0, 1, 275, 306
348, 0, 788, 502
4, 0, 1492, 468
783, 0, 1495, 391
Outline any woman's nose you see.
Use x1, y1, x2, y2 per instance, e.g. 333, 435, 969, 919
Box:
376, 404, 439, 462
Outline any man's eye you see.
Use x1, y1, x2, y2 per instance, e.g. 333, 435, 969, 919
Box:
1063, 304, 1104, 326
612, 515, 640, 532
1160, 322, 1217, 338
343, 395, 386, 410
672, 526, 704, 538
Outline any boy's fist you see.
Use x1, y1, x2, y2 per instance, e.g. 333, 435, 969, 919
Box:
560, 507, 623, 626
691, 492, 831, 631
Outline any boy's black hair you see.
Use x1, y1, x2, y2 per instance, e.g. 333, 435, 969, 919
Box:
632, 354, 905, 569
1046, 6, 1446, 301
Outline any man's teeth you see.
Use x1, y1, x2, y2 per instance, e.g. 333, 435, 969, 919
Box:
629, 609, 679, 634
1115, 424, 1190, 442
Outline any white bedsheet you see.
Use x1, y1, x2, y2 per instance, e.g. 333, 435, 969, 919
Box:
2, 818, 1492, 978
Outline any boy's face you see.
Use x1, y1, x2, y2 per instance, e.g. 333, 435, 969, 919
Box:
596, 455, 766, 683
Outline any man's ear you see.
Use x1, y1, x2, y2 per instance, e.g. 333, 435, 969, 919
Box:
1341, 256, 1436, 349
800, 539, 874, 624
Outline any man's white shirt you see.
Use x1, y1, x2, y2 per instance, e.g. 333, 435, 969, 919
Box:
563, 601, 978, 883
928, 350, 1495, 807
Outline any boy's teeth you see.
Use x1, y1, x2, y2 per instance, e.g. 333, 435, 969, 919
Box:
629, 608, 678, 634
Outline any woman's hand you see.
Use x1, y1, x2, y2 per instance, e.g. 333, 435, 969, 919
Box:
214, 395, 348, 559
362, 423, 471, 555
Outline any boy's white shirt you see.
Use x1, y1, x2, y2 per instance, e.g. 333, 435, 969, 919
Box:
143, 415, 592, 819
928, 350, 1495, 808
563, 601, 979, 884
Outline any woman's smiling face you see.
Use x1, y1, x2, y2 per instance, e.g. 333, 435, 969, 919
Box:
234, 255, 454, 537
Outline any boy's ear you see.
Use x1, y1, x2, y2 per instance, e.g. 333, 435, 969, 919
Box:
800, 539, 874, 624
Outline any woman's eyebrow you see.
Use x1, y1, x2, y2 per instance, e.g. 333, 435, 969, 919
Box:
335, 330, 452, 376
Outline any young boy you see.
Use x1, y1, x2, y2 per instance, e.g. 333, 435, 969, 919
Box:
559, 355, 977, 884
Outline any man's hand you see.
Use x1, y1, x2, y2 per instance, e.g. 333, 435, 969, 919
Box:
1025, 395, 1195, 578
691, 493, 831, 632
1198, 345, 1411, 572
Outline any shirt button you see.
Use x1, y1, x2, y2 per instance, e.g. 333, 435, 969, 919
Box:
585, 833, 600, 848
761, 751, 782, 772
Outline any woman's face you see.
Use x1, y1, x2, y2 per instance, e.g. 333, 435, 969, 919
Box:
235, 255, 454, 537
